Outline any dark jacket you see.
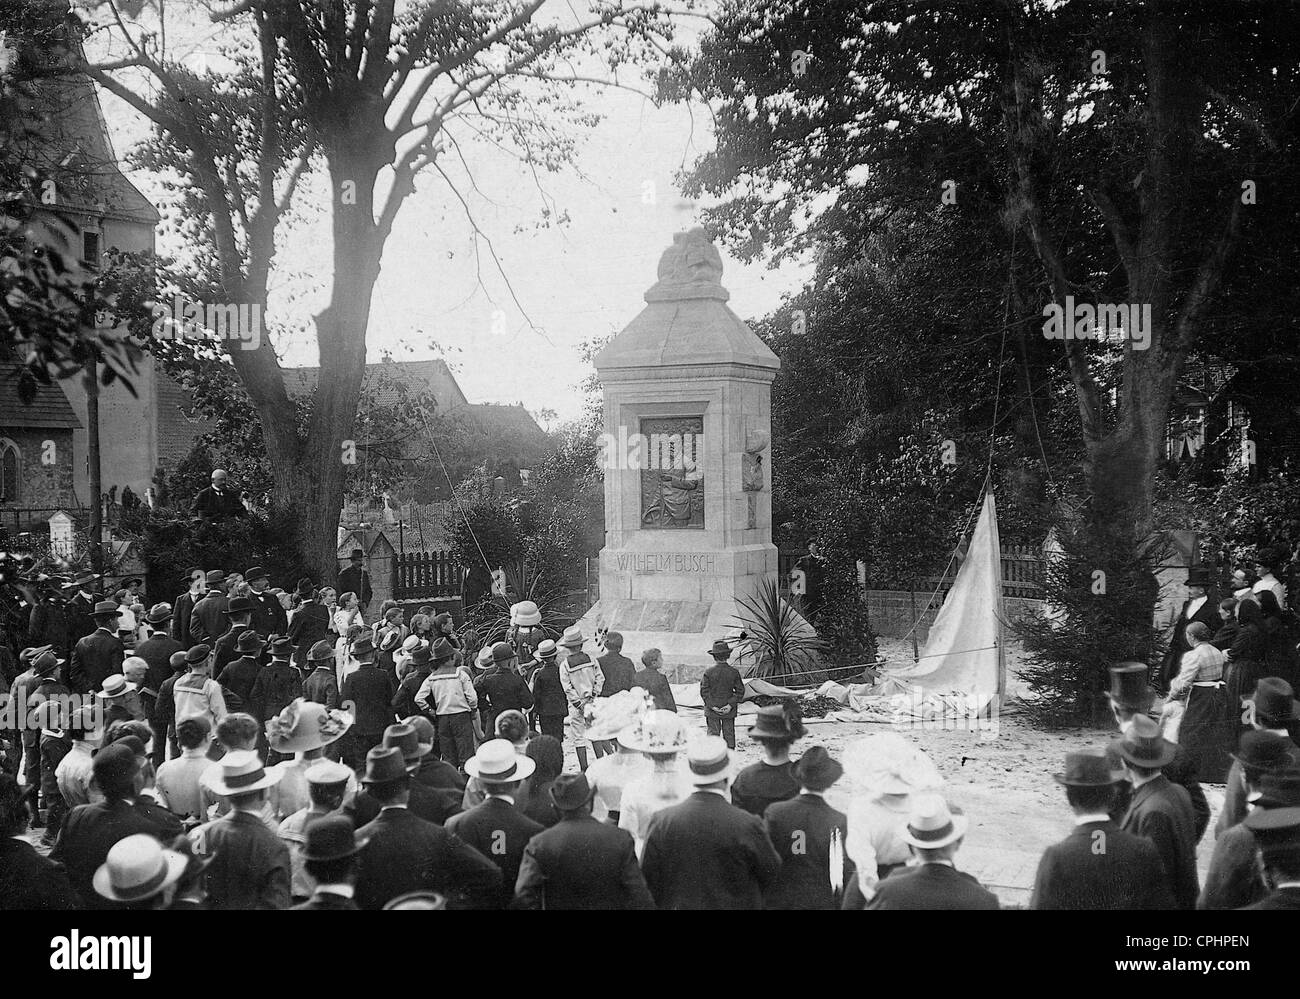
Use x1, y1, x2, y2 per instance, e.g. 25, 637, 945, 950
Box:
69, 627, 124, 693
530, 662, 567, 717
291, 890, 358, 910
762, 792, 854, 910
212, 625, 245, 678
154, 671, 186, 734
135, 633, 184, 706
192, 484, 245, 521
1216, 731, 1299, 835
446, 795, 544, 909
250, 590, 287, 638
1159, 597, 1223, 690
198, 809, 292, 910
475, 670, 534, 729
250, 661, 303, 723
27, 600, 70, 656
1031, 818, 1175, 910
217, 655, 263, 708
596, 652, 637, 697
1199, 822, 1265, 910
632, 667, 676, 712
699, 662, 744, 716
188, 592, 228, 645
1121, 775, 1199, 910
414, 754, 468, 791
0, 837, 79, 911
1105, 741, 1209, 843
867, 862, 1000, 910
65, 592, 99, 648
287, 603, 331, 668
303, 665, 340, 708
731, 760, 799, 817
512, 813, 654, 910
393, 665, 432, 719
337, 565, 373, 609
341, 664, 397, 734
355, 806, 502, 911
641, 791, 781, 910
350, 780, 463, 827
50, 797, 185, 909
171, 590, 200, 648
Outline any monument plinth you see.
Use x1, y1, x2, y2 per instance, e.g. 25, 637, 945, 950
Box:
578, 228, 781, 680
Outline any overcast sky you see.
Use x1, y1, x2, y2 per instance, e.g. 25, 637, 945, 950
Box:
91, 3, 809, 427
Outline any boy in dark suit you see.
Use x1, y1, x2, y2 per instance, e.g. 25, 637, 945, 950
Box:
865, 794, 999, 910
699, 640, 745, 748
762, 746, 853, 909
1032, 750, 1174, 909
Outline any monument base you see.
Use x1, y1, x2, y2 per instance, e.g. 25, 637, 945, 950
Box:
576, 596, 751, 683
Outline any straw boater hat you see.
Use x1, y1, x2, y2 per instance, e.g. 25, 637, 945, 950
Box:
206, 749, 283, 797
618, 709, 688, 755
93, 834, 189, 903
379, 630, 402, 654
900, 794, 968, 850
585, 688, 653, 743
98, 674, 137, 699
510, 600, 542, 627
475, 646, 495, 670
266, 699, 353, 754
685, 736, 733, 786
536, 639, 558, 660
401, 634, 424, 654
465, 739, 536, 784
1111, 714, 1178, 768
559, 626, 585, 649
305, 758, 353, 787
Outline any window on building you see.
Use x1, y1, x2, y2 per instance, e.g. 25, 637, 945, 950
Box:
0, 439, 19, 503
82, 229, 101, 270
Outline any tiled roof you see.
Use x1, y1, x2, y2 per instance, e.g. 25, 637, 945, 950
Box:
154, 372, 213, 467
465, 402, 545, 438
0, 364, 81, 428
284, 359, 469, 412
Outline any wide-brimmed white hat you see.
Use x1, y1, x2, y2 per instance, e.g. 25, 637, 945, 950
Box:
93, 834, 188, 902
510, 600, 542, 627
464, 738, 536, 784
685, 736, 733, 786
898, 793, 968, 849
206, 749, 283, 796
558, 625, 585, 649
98, 674, 137, 699
618, 709, 688, 754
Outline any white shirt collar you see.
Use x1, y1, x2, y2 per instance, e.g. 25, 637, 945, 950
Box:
800, 788, 826, 799
314, 883, 355, 899
1073, 813, 1111, 826
919, 859, 954, 868
696, 787, 730, 799
486, 792, 516, 805
1186, 595, 1207, 616
1131, 771, 1162, 790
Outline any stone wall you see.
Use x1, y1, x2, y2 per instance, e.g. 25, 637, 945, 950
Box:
0, 427, 76, 510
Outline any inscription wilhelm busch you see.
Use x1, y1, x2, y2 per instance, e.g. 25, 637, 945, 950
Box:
615, 553, 717, 574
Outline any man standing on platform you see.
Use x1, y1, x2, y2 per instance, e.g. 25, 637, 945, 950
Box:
192, 468, 246, 523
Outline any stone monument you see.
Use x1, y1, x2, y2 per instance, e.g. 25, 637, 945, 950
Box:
577, 227, 781, 679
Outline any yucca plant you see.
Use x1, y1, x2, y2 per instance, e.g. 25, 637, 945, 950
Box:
461, 558, 570, 651
732, 578, 827, 682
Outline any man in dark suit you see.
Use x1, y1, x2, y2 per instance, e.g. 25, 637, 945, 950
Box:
1032, 750, 1174, 910
446, 739, 544, 908
1241, 807, 1300, 909
341, 635, 396, 767
217, 628, 266, 710
794, 542, 826, 622
69, 601, 125, 693
513, 772, 654, 909
1117, 714, 1199, 910
865, 795, 999, 910
762, 746, 853, 909
337, 549, 373, 613
64, 572, 101, 649
1216, 678, 1299, 836
633, 648, 676, 712
135, 603, 183, 754
188, 571, 229, 645
699, 640, 745, 748
348, 724, 463, 826
26, 585, 70, 658
641, 737, 781, 909
212, 597, 258, 680
354, 746, 502, 910
171, 568, 205, 648
1158, 566, 1221, 692
0, 772, 79, 910
245, 566, 287, 637
291, 815, 364, 910
49, 744, 184, 909
249, 636, 305, 744
192, 468, 246, 522
287, 579, 331, 670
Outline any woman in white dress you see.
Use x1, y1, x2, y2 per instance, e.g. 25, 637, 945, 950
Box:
616, 709, 693, 858
332, 591, 365, 686
585, 690, 653, 824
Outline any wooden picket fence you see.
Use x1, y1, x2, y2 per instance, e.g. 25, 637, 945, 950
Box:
393, 550, 462, 600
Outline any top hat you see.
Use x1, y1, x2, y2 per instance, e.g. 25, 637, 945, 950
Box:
184, 644, 212, 665
1111, 714, 1177, 768
204, 570, 226, 587
1185, 566, 1213, 588
510, 600, 542, 627
265, 699, 353, 753
302, 815, 368, 862
92, 599, 123, 619
550, 772, 597, 811
465, 738, 537, 784
900, 794, 969, 849
430, 637, 456, 662
362, 746, 409, 785
382, 891, 448, 910
245, 566, 269, 582
378, 630, 402, 653
383, 723, 431, 765
145, 602, 173, 625
1253, 765, 1300, 810
1107, 663, 1153, 711
1252, 678, 1299, 724
1231, 730, 1297, 773
93, 834, 189, 903
618, 709, 688, 755
1054, 750, 1125, 786
207, 749, 283, 796
98, 674, 136, 699
793, 746, 843, 792
536, 639, 558, 660
492, 641, 516, 664
707, 639, 732, 660
349, 549, 364, 561
235, 629, 266, 654
267, 634, 293, 658
225, 595, 256, 616
685, 736, 733, 786
748, 704, 802, 742
351, 633, 376, 660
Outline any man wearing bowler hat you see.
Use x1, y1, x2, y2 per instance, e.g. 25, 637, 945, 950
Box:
1216, 677, 1299, 836
700, 639, 746, 749
341, 632, 396, 767
1031, 750, 1174, 909
245, 566, 286, 637
337, 549, 372, 613
189, 570, 229, 645
1115, 714, 1199, 909
349, 723, 463, 826
762, 745, 854, 910
291, 814, 367, 910
250, 636, 306, 763
212, 595, 259, 679
353, 745, 501, 910
218, 629, 267, 710
170, 567, 205, 648
303, 640, 341, 709
69, 599, 125, 694
1158, 565, 1221, 693
865, 794, 999, 910
136, 603, 183, 767
513, 772, 654, 910
447, 739, 543, 909
64, 570, 102, 648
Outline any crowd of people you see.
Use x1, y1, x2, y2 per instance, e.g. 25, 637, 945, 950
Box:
0, 551, 1298, 910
